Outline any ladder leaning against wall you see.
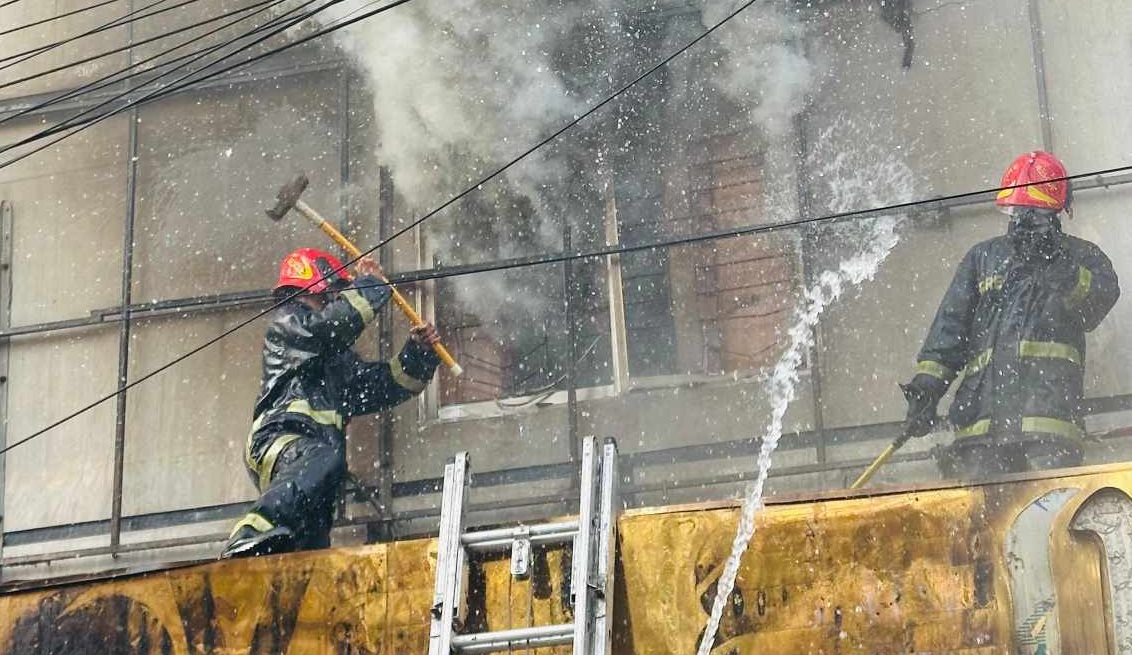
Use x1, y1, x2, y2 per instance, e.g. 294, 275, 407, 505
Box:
428, 436, 620, 655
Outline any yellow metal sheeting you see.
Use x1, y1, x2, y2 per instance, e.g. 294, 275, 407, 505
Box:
2, 464, 1130, 654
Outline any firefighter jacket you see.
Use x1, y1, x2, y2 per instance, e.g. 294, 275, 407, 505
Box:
916, 233, 1119, 447
244, 276, 439, 481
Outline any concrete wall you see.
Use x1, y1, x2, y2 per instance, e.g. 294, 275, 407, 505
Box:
3, 0, 1132, 576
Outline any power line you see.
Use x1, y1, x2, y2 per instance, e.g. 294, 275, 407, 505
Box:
0, 0, 304, 125
0, 0, 28, 9
4, 165, 1128, 458
1, 0, 730, 165
0, 0, 287, 95
0, 0, 766, 455
351, 0, 766, 267
0, 0, 120, 37
381, 167, 1132, 285
0, 0, 192, 70
0, 0, 338, 168
0, 0, 391, 162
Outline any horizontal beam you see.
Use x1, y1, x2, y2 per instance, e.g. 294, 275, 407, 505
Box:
6, 171, 1132, 341
7, 391, 1132, 557
462, 521, 578, 552
0, 54, 346, 122
452, 624, 573, 654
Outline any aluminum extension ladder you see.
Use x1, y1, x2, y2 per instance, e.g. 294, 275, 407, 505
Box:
428, 436, 620, 655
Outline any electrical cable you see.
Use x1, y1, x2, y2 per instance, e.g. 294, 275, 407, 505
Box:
0, 0, 294, 127
0, 0, 190, 70
2, 0, 727, 169
0, 0, 1120, 468
0, 0, 393, 162
364, 167, 1132, 287
0, 0, 120, 37
0, 0, 339, 168
2, 166, 1127, 458
0, 0, 28, 9
0, 0, 417, 456
0, 0, 289, 95
336, 0, 768, 270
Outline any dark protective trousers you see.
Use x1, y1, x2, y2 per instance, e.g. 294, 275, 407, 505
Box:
248, 433, 346, 551
937, 434, 1083, 481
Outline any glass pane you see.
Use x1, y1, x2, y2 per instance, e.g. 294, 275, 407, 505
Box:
2, 328, 119, 531
131, 70, 353, 301
0, 0, 128, 101
0, 116, 127, 325
436, 261, 612, 406
122, 309, 269, 515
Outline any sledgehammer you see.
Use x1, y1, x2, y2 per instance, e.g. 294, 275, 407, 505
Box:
266, 173, 464, 377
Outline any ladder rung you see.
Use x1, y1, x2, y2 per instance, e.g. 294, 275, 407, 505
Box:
431, 437, 619, 655
452, 624, 574, 655
461, 521, 578, 552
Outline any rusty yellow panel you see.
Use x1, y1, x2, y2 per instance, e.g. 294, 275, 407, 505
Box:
475, 547, 572, 655
2, 465, 1131, 654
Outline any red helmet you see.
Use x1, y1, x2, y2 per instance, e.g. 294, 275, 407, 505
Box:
995, 151, 1071, 212
273, 247, 350, 294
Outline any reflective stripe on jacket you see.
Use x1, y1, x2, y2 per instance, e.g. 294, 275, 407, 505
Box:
245, 275, 439, 471
916, 233, 1119, 443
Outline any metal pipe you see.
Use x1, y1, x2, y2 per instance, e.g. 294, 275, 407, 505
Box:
563, 224, 581, 480
4, 170, 1132, 343
451, 624, 573, 654
1028, 0, 1053, 150
0, 201, 12, 572
0, 291, 272, 339
1, 532, 228, 568
793, 107, 829, 471
462, 521, 578, 552
110, 1, 140, 557
464, 530, 579, 553
374, 166, 396, 537
604, 183, 630, 393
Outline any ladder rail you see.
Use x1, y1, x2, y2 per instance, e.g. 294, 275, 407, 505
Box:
429, 437, 618, 655
571, 437, 599, 654
429, 453, 470, 655
592, 438, 620, 655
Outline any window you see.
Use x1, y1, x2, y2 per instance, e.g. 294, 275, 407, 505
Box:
618, 133, 799, 381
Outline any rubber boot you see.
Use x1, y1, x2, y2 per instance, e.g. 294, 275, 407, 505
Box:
219, 525, 295, 559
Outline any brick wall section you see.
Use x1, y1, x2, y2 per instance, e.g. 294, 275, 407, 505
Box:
663, 132, 799, 374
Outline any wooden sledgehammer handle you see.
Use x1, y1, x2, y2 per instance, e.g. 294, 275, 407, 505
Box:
293, 198, 464, 377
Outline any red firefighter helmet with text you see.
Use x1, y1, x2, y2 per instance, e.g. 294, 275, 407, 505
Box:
996, 151, 1072, 213
273, 247, 350, 295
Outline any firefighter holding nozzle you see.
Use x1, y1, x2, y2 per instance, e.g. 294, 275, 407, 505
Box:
903, 151, 1120, 480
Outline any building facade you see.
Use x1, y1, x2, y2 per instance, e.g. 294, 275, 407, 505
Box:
1, 0, 1131, 581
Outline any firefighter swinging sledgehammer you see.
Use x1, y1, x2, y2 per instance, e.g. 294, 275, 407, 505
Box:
220, 248, 440, 559
900, 151, 1120, 481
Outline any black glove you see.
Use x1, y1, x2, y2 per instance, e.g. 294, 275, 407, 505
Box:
900, 374, 946, 438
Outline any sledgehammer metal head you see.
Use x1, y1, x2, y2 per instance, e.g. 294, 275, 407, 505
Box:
266, 173, 310, 221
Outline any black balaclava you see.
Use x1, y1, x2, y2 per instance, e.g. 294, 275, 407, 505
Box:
1008, 207, 1063, 263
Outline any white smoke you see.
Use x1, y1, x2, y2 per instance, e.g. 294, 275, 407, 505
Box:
702, 0, 814, 137
317, 1, 584, 218
316, 0, 818, 333
319, 0, 818, 218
